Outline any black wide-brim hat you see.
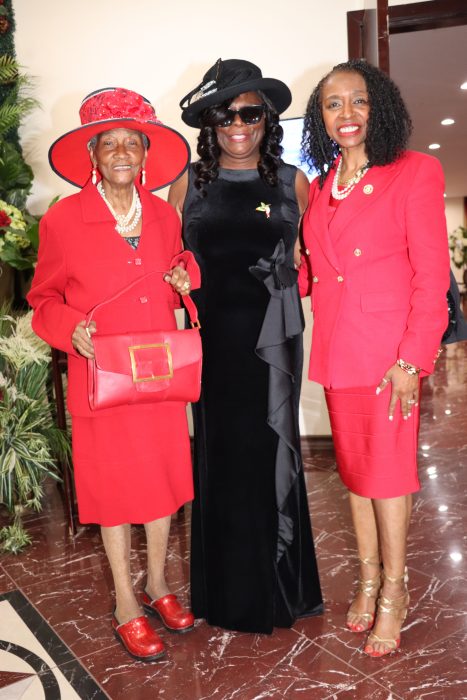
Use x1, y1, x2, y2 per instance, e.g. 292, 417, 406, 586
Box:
49, 87, 190, 191
180, 58, 292, 128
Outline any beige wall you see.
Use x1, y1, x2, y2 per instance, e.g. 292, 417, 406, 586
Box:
445, 197, 465, 235
14, 0, 364, 212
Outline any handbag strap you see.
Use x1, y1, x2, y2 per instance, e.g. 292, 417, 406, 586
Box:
86, 271, 200, 328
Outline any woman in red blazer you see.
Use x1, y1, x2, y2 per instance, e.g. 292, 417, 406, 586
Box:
300, 61, 450, 657
27, 88, 200, 661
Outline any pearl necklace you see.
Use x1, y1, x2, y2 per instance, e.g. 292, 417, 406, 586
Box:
331, 158, 370, 200
97, 182, 142, 234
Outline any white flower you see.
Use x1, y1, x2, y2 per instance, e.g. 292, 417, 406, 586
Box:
0, 311, 50, 370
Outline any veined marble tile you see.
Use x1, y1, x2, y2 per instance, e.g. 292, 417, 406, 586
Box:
0, 591, 106, 699
374, 629, 467, 699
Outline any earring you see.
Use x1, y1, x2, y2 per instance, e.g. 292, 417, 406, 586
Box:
141, 168, 146, 186
91, 167, 97, 185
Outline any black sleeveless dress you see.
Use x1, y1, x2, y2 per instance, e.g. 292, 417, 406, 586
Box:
183, 163, 323, 634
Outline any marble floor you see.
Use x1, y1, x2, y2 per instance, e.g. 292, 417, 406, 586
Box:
0, 341, 466, 699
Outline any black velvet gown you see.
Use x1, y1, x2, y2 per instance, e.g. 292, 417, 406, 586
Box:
183, 163, 323, 634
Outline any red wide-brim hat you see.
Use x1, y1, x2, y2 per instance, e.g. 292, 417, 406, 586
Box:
48, 87, 190, 191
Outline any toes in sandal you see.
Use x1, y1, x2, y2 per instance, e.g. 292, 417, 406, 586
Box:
346, 556, 381, 633
364, 568, 409, 657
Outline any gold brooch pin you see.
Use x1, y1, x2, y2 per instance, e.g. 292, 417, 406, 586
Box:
363, 184, 374, 195
256, 202, 271, 218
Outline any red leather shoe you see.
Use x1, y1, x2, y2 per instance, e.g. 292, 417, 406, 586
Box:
112, 614, 165, 662
142, 592, 194, 633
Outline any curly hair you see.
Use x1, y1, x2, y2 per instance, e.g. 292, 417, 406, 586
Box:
193, 90, 284, 195
301, 59, 412, 186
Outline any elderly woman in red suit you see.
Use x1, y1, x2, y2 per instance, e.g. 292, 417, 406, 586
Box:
27, 88, 200, 661
300, 60, 450, 657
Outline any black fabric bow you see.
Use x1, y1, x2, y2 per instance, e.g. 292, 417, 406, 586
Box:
250, 239, 305, 560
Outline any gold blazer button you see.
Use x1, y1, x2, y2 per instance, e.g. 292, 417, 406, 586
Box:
353, 248, 362, 256
337, 275, 344, 283
363, 184, 374, 195
312, 276, 319, 283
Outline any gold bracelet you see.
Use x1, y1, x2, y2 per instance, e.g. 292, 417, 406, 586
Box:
396, 358, 420, 375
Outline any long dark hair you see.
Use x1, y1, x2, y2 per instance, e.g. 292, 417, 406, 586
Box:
301, 59, 412, 186
193, 90, 283, 195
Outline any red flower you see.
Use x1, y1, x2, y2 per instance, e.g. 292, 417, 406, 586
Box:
80, 88, 156, 125
0, 210, 11, 229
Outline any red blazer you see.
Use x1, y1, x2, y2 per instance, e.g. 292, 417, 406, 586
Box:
300, 151, 450, 389
27, 181, 200, 416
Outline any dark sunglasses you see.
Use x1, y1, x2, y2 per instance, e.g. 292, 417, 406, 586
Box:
215, 104, 265, 128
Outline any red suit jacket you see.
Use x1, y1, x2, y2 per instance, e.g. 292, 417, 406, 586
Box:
300, 150, 450, 389
27, 182, 200, 416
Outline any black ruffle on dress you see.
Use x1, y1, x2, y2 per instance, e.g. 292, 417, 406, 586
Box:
183, 163, 323, 633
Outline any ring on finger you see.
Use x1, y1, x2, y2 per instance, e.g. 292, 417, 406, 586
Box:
407, 399, 416, 404
381, 378, 389, 385
181, 281, 190, 291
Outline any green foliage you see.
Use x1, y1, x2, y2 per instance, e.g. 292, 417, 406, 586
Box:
0, 519, 32, 554
0, 66, 38, 141
0, 307, 70, 554
0, 139, 34, 208
0, 57, 40, 270
0, 55, 18, 83
0, 56, 37, 210
0, 4, 42, 295
0, 1, 20, 149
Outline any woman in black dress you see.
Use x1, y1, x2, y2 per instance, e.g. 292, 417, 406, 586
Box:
169, 59, 323, 634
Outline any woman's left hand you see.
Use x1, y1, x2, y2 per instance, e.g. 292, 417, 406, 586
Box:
376, 363, 419, 421
164, 264, 191, 296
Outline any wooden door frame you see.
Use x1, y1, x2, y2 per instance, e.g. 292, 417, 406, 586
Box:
348, 0, 467, 72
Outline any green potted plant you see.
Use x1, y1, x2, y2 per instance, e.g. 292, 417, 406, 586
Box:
0, 307, 70, 553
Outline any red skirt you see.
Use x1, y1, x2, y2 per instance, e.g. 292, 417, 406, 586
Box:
324, 385, 421, 499
71, 403, 193, 526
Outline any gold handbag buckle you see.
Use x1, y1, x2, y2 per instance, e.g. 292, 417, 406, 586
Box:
129, 343, 173, 383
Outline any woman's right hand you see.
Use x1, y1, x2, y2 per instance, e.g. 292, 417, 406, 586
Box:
376, 363, 419, 420
72, 320, 96, 358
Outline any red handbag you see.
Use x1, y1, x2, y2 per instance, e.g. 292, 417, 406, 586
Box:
86, 273, 202, 411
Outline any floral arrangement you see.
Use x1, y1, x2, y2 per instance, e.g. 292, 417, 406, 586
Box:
0, 198, 39, 270
449, 226, 467, 269
0, 308, 70, 553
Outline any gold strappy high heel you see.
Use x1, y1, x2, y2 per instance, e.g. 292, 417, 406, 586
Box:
346, 556, 381, 633
364, 568, 409, 657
